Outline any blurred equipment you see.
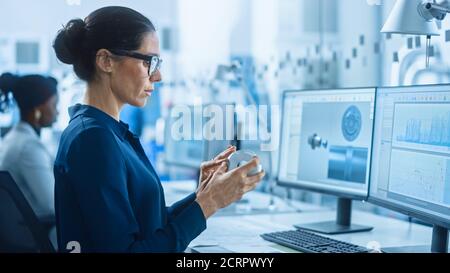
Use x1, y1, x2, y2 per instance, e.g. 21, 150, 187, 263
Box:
382, 0, 440, 36
214, 61, 242, 82
212, 59, 274, 179
382, 0, 450, 67
0, 37, 49, 73
212, 60, 257, 106
164, 107, 206, 170
418, 0, 450, 21
164, 103, 236, 171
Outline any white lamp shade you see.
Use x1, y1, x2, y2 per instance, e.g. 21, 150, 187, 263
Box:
381, 0, 440, 36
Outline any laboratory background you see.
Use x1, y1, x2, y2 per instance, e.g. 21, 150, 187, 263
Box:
0, 0, 449, 254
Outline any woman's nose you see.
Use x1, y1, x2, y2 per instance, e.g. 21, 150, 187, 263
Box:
150, 70, 162, 83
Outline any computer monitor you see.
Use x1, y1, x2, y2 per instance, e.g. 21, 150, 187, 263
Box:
165, 103, 235, 169
165, 105, 205, 169
370, 85, 450, 253
278, 87, 376, 234
203, 103, 236, 162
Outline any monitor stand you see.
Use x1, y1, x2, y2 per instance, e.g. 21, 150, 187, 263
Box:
294, 198, 373, 235
382, 225, 449, 253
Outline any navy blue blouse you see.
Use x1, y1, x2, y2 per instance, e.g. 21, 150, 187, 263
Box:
54, 104, 206, 252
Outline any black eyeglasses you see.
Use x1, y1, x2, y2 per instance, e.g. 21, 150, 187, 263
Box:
109, 49, 162, 76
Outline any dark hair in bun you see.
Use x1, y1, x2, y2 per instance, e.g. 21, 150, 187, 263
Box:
53, 19, 87, 65
0, 73, 19, 94
53, 6, 156, 82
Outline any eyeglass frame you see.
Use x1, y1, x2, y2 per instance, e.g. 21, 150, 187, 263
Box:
108, 49, 162, 76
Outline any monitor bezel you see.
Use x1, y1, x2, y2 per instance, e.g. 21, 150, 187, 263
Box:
276, 86, 377, 200
368, 84, 450, 229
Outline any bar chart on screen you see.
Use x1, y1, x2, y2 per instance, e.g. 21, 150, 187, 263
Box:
392, 103, 450, 152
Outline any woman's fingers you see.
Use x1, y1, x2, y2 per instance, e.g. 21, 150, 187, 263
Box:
243, 181, 259, 193
205, 171, 214, 182
209, 162, 228, 179
214, 146, 236, 161
201, 158, 227, 170
217, 161, 228, 174
235, 157, 260, 175
198, 170, 215, 192
245, 170, 265, 185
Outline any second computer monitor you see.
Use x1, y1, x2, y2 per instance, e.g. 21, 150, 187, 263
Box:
370, 84, 450, 253
278, 87, 376, 234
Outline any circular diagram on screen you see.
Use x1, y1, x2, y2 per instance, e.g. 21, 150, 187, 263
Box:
342, 105, 362, 142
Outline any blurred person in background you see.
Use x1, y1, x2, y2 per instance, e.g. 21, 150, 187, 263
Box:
0, 72, 59, 221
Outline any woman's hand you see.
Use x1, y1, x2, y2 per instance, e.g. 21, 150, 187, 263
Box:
197, 146, 236, 193
195, 156, 265, 219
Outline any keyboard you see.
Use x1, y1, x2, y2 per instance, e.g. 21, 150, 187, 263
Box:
261, 229, 369, 253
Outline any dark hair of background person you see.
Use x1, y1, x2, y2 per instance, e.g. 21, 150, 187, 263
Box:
53, 6, 156, 82
0, 73, 57, 117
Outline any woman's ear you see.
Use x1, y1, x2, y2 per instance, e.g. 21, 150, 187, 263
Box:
95, 49, 114, 74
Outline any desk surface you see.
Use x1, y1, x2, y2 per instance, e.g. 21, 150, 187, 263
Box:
163, 181, 439, 253
189, 210, 436, 253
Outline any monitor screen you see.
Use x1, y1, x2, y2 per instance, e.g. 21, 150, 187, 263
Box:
165, 103, 235, 169
370, 85, 450, 228
165, 105, 206, 169
278, 88, 375, 199
203, 103, 235, 162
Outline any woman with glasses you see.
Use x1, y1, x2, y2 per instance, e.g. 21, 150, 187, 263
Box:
53, 6, 264, 253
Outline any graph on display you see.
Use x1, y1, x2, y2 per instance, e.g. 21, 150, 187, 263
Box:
393, 103, 450, 148
388, 149, 450, 206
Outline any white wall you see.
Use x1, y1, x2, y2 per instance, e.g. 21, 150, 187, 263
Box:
176, 0, 240, 79
0, 0, 176, 74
